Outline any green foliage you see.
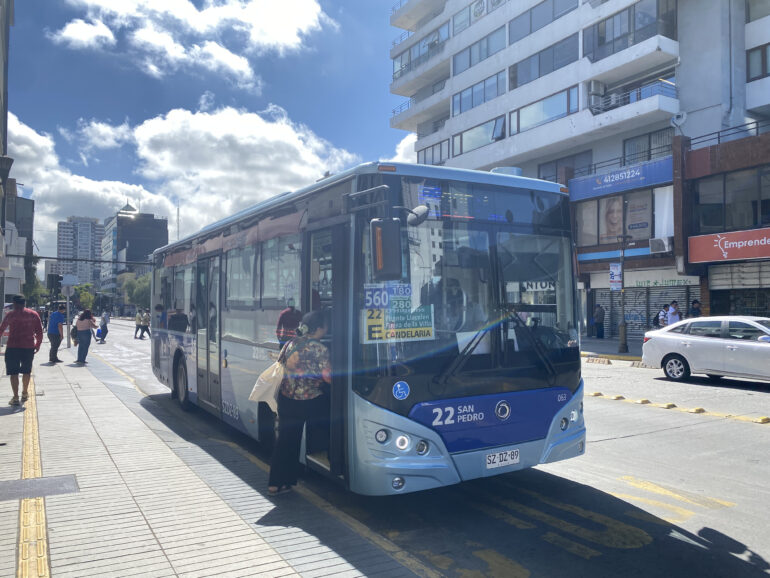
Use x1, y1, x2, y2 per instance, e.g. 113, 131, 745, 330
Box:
73, 283, 95, 311
23, 275, 48, 307
131, 274, 151, 309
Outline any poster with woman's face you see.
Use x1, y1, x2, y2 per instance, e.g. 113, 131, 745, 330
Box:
599, 196, 623, 244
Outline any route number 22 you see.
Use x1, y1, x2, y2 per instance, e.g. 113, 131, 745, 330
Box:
432, 406, 455, 426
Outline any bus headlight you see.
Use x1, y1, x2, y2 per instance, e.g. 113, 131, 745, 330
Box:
560, 417, 569, 431
392, 477, 405, 490
570, 410, 578, 422
375, 429, 389, 444
395, 435, 410, 451
415, 440, 429, 455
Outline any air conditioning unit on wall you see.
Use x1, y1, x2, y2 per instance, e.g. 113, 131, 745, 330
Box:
649, 237, 673, 254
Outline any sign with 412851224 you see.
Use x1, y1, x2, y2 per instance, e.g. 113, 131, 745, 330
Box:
688, 227, 770, 264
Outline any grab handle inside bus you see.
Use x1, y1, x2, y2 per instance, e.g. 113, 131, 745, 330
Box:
370, 218, 402, 281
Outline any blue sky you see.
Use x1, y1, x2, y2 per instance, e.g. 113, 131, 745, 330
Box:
7, 0, 414, 259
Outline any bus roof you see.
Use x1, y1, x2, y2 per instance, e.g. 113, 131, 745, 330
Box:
156, 162, 565, 256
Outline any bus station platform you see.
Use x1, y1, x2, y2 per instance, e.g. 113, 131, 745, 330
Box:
0, 341, 419, 578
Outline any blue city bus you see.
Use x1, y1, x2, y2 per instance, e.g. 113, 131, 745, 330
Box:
150, 162, 585, 495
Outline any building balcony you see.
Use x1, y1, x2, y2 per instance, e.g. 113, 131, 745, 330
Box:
391, 0, 447, 31
391, 41, 451, 96
390, 84, 450, 131
747, 76, 770, 116
446, 90, 680, 171
584, 35, 679, 87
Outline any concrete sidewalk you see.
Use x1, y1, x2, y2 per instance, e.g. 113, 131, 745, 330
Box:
0, 342, 419, 577
580, 336, 643, 360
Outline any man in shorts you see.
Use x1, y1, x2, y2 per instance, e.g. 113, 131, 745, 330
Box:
0, 295, 43, 405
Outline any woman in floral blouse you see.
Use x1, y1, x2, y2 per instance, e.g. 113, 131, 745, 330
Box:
268, 310, 331, 495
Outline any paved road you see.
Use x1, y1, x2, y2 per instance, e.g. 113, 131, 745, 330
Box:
90, 320, 770, 577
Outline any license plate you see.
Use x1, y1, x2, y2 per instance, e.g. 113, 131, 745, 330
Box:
485, 449, 520, 469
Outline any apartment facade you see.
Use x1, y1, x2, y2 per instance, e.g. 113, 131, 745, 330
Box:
57, 216, 104, 286
390, 0, 770, 336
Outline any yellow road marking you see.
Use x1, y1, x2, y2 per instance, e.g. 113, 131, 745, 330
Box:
17, 378, 50, 578
620, 476, 735, 509
469, 549, 530, 578
90, 352, 148, 397
590, 394, 770, 425
209, 439, 442, 578
541, 532, 602, 560
492, 485, 651, 549
610, 493, 695, 524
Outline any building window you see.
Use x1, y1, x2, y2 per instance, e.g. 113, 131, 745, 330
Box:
452, 71, 506, 116
452, 116, 505, 157
694, 166, 770, 234
509, 34, 578, 89
510, 86, 578, 135
747, 0, 770, 22
393, 22, 450, 80
622, 127, 673, 166
747, 43, 770, 81
575, 189, 654, 247
508, 0, 578, 45
583, 0, 677, 63
453, 26, 506, 75
538, 150, 593, 182
418, 140, 450, 165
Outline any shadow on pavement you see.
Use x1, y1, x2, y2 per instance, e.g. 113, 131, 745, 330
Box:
132, 390, 769, 578
652, 375, 770, 393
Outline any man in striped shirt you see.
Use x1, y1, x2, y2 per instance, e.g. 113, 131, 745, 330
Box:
0, 295, 43, 406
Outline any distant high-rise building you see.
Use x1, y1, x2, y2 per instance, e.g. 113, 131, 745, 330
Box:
100, 204, 168, 293
57, 216, 104, 286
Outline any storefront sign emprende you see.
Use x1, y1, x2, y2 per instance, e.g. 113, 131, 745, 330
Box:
689, 227, 770, 264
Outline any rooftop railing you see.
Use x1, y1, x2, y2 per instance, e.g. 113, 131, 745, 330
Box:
391, 0, 411, 14
687, 118, 770, 149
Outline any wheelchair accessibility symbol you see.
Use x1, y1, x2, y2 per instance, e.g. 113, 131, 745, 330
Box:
392, 381, 410, 400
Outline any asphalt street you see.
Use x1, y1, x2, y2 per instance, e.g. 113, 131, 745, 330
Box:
81, 320, 770, 577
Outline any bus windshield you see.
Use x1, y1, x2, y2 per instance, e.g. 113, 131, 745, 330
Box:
355, 176, 579, 407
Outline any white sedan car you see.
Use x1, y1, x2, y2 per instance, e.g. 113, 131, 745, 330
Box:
642, 316, 770, 382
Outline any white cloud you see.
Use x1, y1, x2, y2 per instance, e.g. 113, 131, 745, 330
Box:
48, 18, 116, 49
382, 133, 416, 163
10, 105, 359, 261
53, 0, 334, 88
198, 91, 215, 112
78, 118, 133, 150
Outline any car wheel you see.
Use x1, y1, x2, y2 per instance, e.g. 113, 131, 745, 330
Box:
707, 374, 723, 381
663, 354, 690, 381
176, 359, 192, 411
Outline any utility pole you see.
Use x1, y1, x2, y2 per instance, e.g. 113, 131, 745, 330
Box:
617, 234, 632, 354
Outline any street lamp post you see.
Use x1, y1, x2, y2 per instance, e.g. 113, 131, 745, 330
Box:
617, 234, 632, 354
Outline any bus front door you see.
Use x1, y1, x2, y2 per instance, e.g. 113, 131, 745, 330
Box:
305, 225, 348, 477
196, 256, 222, 413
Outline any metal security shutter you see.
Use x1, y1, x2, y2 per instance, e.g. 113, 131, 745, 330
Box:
709, 262, 770, 290
594, 286, 700, 339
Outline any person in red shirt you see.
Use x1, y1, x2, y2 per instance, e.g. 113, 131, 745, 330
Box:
0, 295, 43, 406
275, 298, 302, 348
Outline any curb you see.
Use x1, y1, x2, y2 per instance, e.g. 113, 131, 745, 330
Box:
581, 352, 642, 362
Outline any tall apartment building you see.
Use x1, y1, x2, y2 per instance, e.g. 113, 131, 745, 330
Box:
100, 203, 168, 295
390, 0, 770, 336
57, 216, 104, 286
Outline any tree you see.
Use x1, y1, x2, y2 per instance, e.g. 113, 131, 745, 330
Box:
131, 274, 151, 309
23, 275, 48, 308
73, 283, 95, 311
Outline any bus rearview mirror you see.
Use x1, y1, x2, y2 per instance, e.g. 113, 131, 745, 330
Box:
370, 218, 402, 281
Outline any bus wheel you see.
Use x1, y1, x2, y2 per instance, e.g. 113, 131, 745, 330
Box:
258, 403, 276, 453
176, 358, 192, 411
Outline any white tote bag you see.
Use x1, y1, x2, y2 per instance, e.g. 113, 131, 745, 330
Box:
248, 361, 284, 413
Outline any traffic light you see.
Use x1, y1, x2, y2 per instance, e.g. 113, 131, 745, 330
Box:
52, 275, 62, 296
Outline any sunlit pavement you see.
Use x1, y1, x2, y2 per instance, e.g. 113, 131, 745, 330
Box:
2, 319, 769, 577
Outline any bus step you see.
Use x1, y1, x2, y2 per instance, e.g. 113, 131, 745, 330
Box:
306, 452, 331, 470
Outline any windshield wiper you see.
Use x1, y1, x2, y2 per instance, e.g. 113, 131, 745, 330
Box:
506, 310, 558, 379
434, 321, 499, 386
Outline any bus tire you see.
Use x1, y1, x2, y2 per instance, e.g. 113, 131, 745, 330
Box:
258, 403, 276, 453
175, 356, 192, 411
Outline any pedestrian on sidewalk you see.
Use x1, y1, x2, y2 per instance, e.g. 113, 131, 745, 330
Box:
667, 300, 682, 325
687, 299, 702, 318
75, 309, 98, 364
99, 310, 110, 343
134, 310, 143, 339
140, 309, 151, 339
593, 304, 605, 339
47, 303, 66, 362
268, 310, 332, 496
657, 304, 668, 327
0, 295, 43, 406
